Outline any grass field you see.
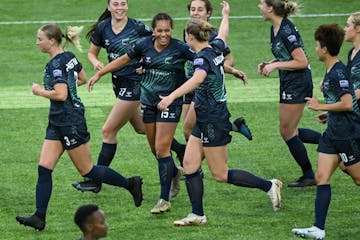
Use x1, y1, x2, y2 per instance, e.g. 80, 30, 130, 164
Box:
1, 1, 360, 239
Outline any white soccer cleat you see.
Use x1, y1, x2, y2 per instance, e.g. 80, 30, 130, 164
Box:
173, 213, 207, 226
150, 199, 171, 214
292, 226, 325, 239
267, 179, 282, 212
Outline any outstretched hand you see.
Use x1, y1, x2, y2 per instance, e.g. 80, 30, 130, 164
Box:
221, 1, 230, 16
232, 69, 248, 84
87, 73, 101, 92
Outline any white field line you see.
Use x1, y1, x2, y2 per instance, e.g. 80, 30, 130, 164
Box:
0, 13, 351, 25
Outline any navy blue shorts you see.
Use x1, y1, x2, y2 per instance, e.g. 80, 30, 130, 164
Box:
191, 120, 232, 147
279, 73, 313, 104
141, 103, 182, 124
318, 133, 360, 166
45, 122, 90, 150
112, 77, 140, 101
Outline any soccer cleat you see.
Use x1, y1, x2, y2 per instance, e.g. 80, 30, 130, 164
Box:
292, 226, 325, 239
16, 214, 45, 231
72, 179, 102, 193
267, 179, 282, 212
150, 199, 171, 214
170, 167, 184, 197
233, 117, 253, 141
288, 176, 316, 187
128, 176, 143, 207
173, 213, 207, 226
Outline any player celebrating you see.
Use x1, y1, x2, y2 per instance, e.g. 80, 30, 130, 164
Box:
258, 0, 321, 187
15, 24, 143, 231
72, 0, 185, 193
157, 1, 282, 226
292, 23, 360, 239
182, 0, 252, 151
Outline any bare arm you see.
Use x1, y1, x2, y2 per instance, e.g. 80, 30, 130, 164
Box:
88, 43, 104, 71
77, 69, 87, 86
216, 1, 230, 42
260, 48, 308, 77
87, 54, 132, 92
32, 83, 68, 101
224, 64, 248, 84
305, 94, 353, 112
157, 69, 207, 111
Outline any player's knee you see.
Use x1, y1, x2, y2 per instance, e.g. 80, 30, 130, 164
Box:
101, 126, 114, 139
315, 171, 329, 185
211, 172, 227, 183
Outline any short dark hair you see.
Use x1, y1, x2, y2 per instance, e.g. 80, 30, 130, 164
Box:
74, 204, 99, 232
314, 24, 345, 56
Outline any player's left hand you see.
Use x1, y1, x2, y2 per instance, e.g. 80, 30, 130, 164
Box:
157, 95, 173, 112
232, 69, 248, 84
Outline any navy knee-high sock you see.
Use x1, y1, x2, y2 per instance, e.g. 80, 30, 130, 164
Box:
227, 169, 272, 192
298, 128, 321, 144
185, 170, 204, 216
35, 166, 53, 219
97, 142, 117, 166
157, 156, 174, 201
170, 138, 185, 155
314, 184, 331, 230
84, 165, 129, 189
286, 136, 314, 178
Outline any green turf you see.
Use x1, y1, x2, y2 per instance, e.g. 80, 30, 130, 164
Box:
1, 0, 360, 239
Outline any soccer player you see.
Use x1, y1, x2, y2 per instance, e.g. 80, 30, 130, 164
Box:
257, 0, 321, 187
157, 1, 282, 226
74, 205, 108, 240
72, 0, 184, 193
87, 12, 199, 214
181, 0, 252, 153
15, 24, 143, 231
292, 23, 360, 239
318, 12, 360, 174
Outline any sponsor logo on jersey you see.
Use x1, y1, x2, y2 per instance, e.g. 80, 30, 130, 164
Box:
339, 80, 349, 88
53, 69, 62, 78
287, 35, 297, 43
194, 58, 204, 66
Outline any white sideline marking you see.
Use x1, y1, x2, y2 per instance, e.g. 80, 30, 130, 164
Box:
0, 13, 351, 25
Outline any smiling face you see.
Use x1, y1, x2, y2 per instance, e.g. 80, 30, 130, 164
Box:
189, 0, 211, 21
153, 19, 172, 48
108, 0, 128, 21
